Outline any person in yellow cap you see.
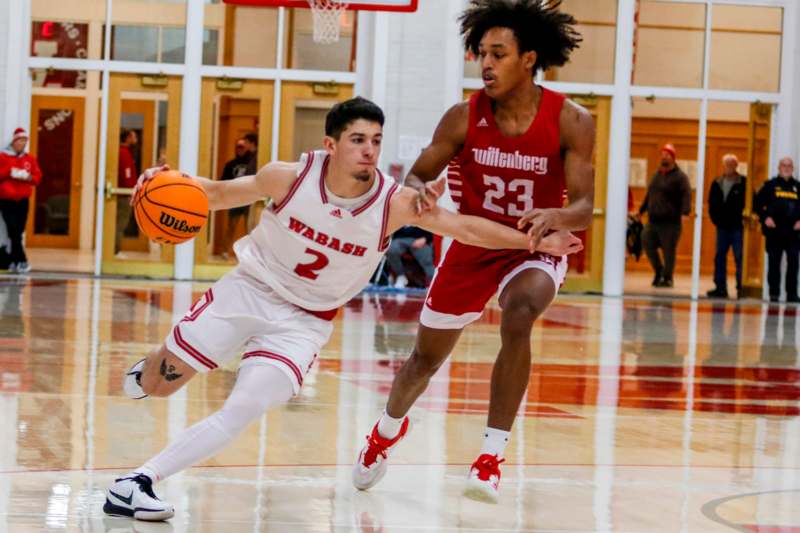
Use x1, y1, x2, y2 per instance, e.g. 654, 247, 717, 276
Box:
636, 143, 691, 288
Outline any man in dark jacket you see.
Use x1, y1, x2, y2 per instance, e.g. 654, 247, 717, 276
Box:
219, 138, 256, 258
755, 157, 800, 303
638, 144, 692, 287
707, 154, 746, 298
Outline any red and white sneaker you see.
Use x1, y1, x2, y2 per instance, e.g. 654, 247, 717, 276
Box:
352, 417, 410, 490
463, 454, 505, 503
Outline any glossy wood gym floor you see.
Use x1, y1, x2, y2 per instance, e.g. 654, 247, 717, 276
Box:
0, 275, 798, 532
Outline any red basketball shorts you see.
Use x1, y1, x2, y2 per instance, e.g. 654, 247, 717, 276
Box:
420, 243, 567, 330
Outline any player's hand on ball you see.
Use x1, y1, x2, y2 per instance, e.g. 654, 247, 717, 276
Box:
518, 208, 561, 251
536, 230, 583, 256
131, 165, 170, 205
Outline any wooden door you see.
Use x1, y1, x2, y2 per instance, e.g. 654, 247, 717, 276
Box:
101, 73, 180, 277
27, 96, 84, 248
193, 78, 275, 280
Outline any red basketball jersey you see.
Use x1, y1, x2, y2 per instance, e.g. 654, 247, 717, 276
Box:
428, 87, 569, 316
447, 87, 567, 226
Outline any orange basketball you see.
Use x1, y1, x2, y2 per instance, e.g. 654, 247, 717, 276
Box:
133, 170, 209, 245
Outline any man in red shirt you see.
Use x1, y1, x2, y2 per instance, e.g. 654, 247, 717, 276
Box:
353, 0, 595, 503
0, 128, 42, 273
117, 129, 139, 252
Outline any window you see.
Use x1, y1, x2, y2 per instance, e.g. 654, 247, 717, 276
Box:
545, 0, 617, 84
633, 1, 707, 88
110, 0, 187, 63
31, 21, 91, 59
709, 5, 782, 92
204, 5, 279, 67
287, 8, 356, 71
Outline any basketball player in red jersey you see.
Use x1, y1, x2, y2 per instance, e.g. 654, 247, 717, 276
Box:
353, 0, 593, 503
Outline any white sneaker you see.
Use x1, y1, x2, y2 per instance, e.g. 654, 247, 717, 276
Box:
463, 454, 505, 504
352, 417, 409, 490
393, 274, 408, 289
123, 359, 148, 399
103, 474, 174, 521
15, 262, 31, 273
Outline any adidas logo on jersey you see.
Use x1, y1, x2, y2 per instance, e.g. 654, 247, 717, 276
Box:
330, 208, 343, 218
477, 118, 489, 127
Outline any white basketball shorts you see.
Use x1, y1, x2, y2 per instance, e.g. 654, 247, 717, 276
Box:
165, 266, 334, 394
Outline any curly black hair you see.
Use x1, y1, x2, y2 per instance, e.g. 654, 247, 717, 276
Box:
459, 0, 582, 75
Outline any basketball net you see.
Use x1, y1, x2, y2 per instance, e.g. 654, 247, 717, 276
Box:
307, 0, 349, 44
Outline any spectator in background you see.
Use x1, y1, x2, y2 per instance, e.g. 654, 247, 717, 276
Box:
156, 146, 168, 167
755, 157, 800, 303
118, 129, 138, 188
117, 129, 139, 252
626, 186, 643, 260
638, 144, 692, 288
242, 132, 259, 176
0, 128, 42, 273
707, 154, 746, 298
219, 138, 253, 258
386, 226, 435, 288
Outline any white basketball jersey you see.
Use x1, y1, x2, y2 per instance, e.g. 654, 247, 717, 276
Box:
234, 150, 399, 311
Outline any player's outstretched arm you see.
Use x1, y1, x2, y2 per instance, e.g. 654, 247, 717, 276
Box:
405, 103, 469, 214
388, 185, 583, 254
132, 162, 298, 211
194, 161, 298, 211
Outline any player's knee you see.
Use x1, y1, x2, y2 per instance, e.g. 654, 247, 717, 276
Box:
215, 402, 260, 435
216, 393, 283, 435
501, 296, 546, 331
407, 347, 446, 378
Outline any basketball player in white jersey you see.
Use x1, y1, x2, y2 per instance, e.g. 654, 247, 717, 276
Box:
103, 97, 583, 521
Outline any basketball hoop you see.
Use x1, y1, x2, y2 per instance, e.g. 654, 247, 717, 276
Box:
307, 0, 350, 44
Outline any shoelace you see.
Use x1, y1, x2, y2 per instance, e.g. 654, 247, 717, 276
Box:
473, 455, 506, 480
131, 474, 159, 500
362, 434, 391, 467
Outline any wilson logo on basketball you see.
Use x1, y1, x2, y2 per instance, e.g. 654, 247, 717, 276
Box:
159, 212, 202, 234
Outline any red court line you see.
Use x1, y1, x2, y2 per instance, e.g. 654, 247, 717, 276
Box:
744, 527, 800, 533
3, 462, 800, 476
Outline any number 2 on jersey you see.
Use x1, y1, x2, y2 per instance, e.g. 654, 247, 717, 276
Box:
482, 174, 534, 216
294, 248, 329, 280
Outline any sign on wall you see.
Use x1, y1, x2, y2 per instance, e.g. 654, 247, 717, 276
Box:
629, 158, 648, 187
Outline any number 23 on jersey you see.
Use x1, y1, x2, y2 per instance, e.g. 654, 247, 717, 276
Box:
482, 174, 534, 216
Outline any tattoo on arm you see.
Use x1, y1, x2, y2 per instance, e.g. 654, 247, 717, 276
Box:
160, 359, 183, 382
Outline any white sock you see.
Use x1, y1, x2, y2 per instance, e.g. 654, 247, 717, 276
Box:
377, 410, 404, 439
136, 365, 294, 482
129, 465, 158, 482
480, 427, 510, 458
